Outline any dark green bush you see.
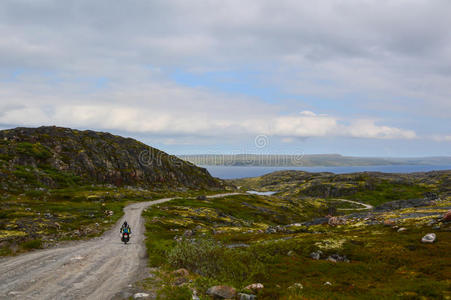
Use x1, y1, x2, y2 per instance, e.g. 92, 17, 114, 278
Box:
22, 239, 42, 250
16, 142, 52, 160
167, 238, 265, 288
156, 285, 192, 300
167, 238, 223, 276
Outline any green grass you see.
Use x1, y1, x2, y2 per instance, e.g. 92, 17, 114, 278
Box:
345, 180, 430, 206
16, 142, 52, 160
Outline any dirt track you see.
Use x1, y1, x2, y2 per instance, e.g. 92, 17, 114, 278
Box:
0, 193, 239, 300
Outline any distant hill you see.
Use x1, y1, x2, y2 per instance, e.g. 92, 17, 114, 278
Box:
0, 126, 222, 192
230, 169, 451, 206
178, 154, 451, 167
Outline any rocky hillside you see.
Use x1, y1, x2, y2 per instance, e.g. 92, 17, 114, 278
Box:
230, 170, 451, 206
0, 126, 222, 191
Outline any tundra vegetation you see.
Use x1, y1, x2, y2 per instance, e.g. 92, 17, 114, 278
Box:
142, 170, 451, 299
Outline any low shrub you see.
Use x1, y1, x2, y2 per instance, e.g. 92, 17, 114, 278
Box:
156, 285, 192, 300
167, 237, 265, 288
22, 239, 42, 250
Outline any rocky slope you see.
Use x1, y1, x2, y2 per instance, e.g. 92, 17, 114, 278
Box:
0, 126, 222, 191
230, 170, 451, 206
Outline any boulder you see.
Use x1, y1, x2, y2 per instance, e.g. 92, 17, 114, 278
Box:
327, 254, 349, 263
244, 283, 264, 292
206, 285, 236, 299
383, 219, 396, 226
265, 227, 277, 234
310, 250, 323, 260
238, 293, 256, 300
443, 210, 451, 222
421, 233, 436, 243
172, 268, 190, 277
328, 217, 346, 226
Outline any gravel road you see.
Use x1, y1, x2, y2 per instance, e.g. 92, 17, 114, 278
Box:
0, 193, 240, 300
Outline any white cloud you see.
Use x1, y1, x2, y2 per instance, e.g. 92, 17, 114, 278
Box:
0, 81, 417, 141
431, 135, 451, 142
345, 120, 417, 139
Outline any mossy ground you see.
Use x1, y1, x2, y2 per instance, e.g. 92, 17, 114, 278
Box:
143, 194, 451, 299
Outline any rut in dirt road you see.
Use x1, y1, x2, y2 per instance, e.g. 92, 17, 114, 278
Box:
0, 193, 239, 300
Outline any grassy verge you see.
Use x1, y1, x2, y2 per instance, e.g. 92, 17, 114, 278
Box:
143, 194, 451, 299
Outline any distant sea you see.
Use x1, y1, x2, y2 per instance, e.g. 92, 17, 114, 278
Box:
202, 165, 451, 179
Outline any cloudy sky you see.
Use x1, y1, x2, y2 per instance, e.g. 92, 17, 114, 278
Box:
0, 0, 450, 156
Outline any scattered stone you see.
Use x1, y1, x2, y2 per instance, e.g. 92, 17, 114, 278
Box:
238, 293, 256, 300
183, 229, 194, 237
133, 293, 150, 299
196, 195, 207, 200
206, 285, 237, 299
327, 254, 349, 263
265, 227, 277, 234
288, 283, 303, 290
328, 216, 346, 226
244, 283, 264, 292
383, 219, 396, 226
310, 250, 323, 260
104, 210, 114, 216
172, 268, 189, 277
421, 233, 436, 243
397, 227, 407, 232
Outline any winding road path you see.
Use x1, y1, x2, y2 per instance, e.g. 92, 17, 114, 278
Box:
0, 193, 239, 300
332, 198, 374, 210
